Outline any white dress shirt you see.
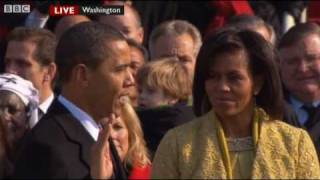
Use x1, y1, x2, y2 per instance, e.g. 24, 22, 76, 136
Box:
39, 93, 54, 114
31, 93, 54, 127
58, 95, 100, 141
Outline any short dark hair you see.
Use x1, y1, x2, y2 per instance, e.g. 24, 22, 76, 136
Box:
55, 21, 126, 83
278, 22, 320, 49
137, 56, 191, 101
7, 27, 56, 66
193, 28, 284, 119
226, 14, 276, 44
227, 15, 265, 29
127, 38, 149, 61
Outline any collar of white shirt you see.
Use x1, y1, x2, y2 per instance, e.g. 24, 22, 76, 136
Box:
38, 93, 54, 114
289, 95, 320, 125
58, 95, 100, 141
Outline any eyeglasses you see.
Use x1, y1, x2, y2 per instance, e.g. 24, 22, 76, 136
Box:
283, 54, 320, 68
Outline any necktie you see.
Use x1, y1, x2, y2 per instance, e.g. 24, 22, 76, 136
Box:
302, 105, 318, 130
38, 108, 44, 120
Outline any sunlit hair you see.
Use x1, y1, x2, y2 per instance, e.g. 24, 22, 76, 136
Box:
7, 27, 56, 66
149, 20, 202, 58
278, 22, 320, 49
120, 97, 150, 167
136, 57, 191, 101
225, 14, 276, 45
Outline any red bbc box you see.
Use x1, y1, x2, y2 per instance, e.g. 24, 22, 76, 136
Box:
49, 5, 80, 16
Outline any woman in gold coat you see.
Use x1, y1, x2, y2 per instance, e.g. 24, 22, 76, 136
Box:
152, 29, 320, 179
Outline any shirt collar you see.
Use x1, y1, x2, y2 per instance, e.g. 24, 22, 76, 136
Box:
290, 95, 320, 109
58, 95, 100, 141
39, 93, 54, 114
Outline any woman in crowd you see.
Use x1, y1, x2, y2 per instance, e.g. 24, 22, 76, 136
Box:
90, 96, 151, 179
152, 29, 320, 179
0, 73, 39, 178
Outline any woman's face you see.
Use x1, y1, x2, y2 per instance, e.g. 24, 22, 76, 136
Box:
0, 94, 28, 146
110, 116, 129, 161
205, 50, 258, 119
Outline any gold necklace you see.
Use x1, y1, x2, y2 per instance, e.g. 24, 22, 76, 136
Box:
215, 108, 260, 179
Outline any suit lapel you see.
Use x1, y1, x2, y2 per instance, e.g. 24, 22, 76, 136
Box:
308, 107, 320, 140
283, 101, 302, 127
48, 99, 95, 169
307, 108, 320, 158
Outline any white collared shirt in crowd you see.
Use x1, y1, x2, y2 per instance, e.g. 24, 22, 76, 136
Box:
38, 93, 55, 115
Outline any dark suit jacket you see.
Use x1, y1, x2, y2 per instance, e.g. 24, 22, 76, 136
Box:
13, 99, 126, 179
282, 92, 320, 158
137, 102, 195, 159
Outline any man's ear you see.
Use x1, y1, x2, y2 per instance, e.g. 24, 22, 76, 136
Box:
44, 62, 56, 82
137, 27, 144, 45
73, 64, 90, 87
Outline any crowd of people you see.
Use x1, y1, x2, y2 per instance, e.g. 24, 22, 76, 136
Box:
1, 0, 320, 179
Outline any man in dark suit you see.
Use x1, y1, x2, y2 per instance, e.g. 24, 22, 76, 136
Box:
4, 27, 57, 127
13, 22, 134, 178
279, 22, 320, 157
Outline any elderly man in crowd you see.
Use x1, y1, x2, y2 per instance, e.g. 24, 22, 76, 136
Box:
279, 22, 320, 157
148, 20, 202, 82
4, 27, 57, 126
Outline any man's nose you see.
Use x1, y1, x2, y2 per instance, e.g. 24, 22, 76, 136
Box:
216, 78, 231, 92
296, 59, 311, 73
124, 69, 135, 87
0, 109, 12, 124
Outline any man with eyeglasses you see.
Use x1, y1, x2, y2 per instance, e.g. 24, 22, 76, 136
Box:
279, 22, 320, 157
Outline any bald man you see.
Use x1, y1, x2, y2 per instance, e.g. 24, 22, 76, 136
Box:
98, 2, 144, 44
54, 15, 91, 39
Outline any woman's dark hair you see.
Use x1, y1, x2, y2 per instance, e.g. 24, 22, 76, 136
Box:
193, 28, 284, 120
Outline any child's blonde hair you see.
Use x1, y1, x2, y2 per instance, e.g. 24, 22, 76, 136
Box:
137, 57, 191, 101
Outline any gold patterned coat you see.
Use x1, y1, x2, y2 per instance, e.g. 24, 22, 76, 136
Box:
152, 110, 320, 179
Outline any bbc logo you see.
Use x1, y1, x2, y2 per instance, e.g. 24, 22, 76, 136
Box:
4, 4, 30, 13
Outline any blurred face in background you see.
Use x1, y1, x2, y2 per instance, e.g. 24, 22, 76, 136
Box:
138, 85, 177, 108
98, 5, 144, 45
5, 41, 48, 97
150, 33, 196, 80
127, 46, 145, 107
280, 34, 320, 103
109, 115, 129, 161
0, 91, 28, 148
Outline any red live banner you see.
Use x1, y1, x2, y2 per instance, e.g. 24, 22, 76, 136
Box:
49, 5, 80, 16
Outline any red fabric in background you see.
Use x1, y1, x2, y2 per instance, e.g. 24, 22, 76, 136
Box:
308, 1, 320, 25
205, 0, 254, 37
128, 165, 151, 179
